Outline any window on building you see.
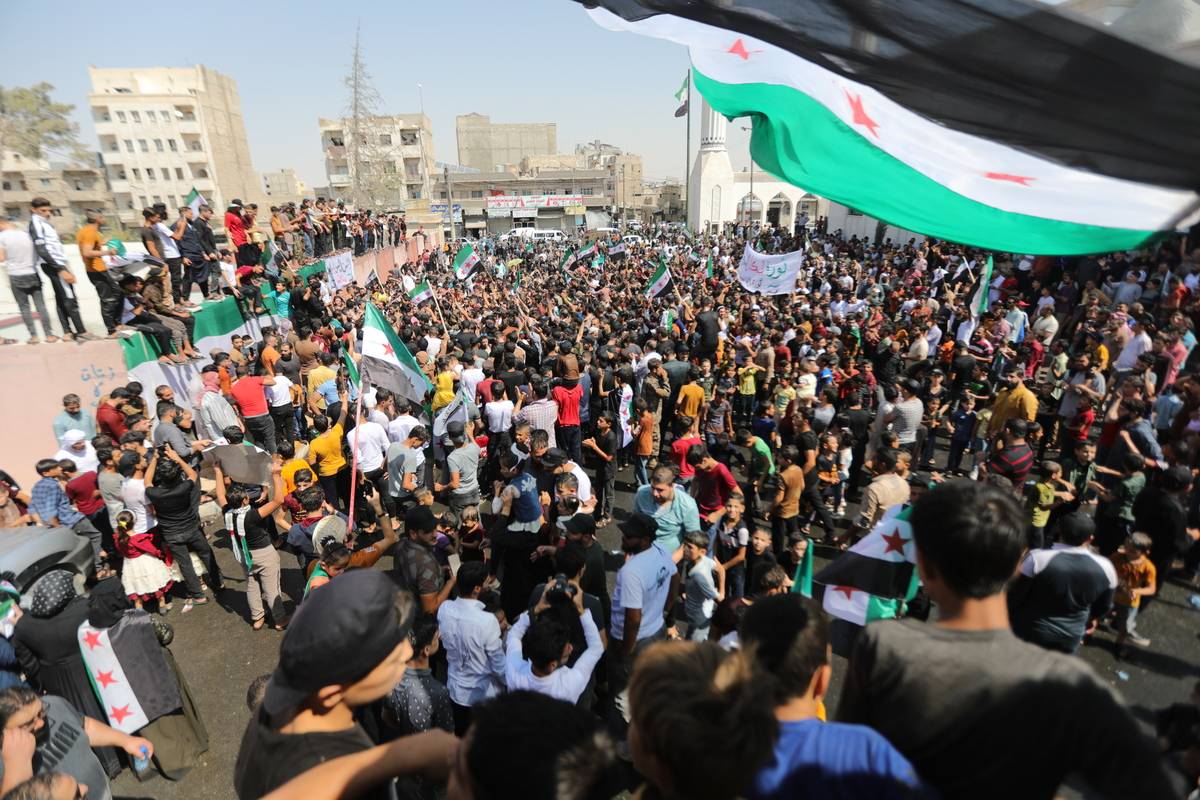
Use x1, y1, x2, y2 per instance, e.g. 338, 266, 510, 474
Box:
439, 191, 448, 199
130, 111, 141, 123
152, 195, 162, 205
132, 168, 141, 180
146, 110, 156, 122
116, 111, 127, 123
39, 179, 50, 187
161, 168, 170, 180
379, 134, 392, 145
147, 170, 156, 181
140, 196, 149, 207
581, 187, 594, 196
0, 182, 8, 191
470, 190, 483, 198
124, 140, 134, 152
168, 139, 177, 152
190, 141, 202, 151
109, 141, 119, 152
196, 168, 208, 178
382, 162, 397, 174
116, 170, 126, 180
138, 139, 148, 152
329, 136, 344, 147
127, 199, 135, 209
154, 139, 164, 152
400, 132, 418, 146
410, 188, 422, 200
175, 168, 185, 180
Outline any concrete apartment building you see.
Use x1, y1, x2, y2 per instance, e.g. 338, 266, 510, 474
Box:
89, 66, 263, 228
262, 168, 309, 206
455, 114, 556, 172
319, 114, 435, 208
574, 140, 643, 219
1, 151, 116, 237
431, 168, 612, 235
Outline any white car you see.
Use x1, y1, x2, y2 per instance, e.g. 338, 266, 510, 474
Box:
622, 234, 645, 246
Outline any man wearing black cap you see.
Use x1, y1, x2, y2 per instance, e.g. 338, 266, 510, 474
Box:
1007, 512, 1117, 654
395, 506, 454, 614
233, 570, 416, 799
607, 511, 678, 729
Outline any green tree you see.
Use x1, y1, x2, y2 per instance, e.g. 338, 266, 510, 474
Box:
0, 82, 86, 206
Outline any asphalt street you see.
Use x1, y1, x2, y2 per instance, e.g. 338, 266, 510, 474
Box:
111, 455, 1200, 800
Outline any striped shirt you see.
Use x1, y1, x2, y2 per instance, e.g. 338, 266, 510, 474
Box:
515, 398, 559, 449
987, 443, 1035, 488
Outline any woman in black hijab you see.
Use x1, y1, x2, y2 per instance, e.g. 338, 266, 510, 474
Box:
12, 571, 122, 776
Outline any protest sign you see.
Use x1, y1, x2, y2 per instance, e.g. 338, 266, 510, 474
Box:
737, 243, 804, 295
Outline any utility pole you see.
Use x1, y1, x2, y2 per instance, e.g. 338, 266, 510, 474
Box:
348, 26, 363, 207
444, 164, 457, 241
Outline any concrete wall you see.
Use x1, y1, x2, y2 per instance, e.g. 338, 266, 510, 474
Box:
456, 114, 556, 172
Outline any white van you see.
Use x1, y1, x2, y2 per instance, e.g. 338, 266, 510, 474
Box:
532, 229, 566, 242
500, 228, 537, 243
622, 234, 645, 246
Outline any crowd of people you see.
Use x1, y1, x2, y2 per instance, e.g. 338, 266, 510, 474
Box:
1, 189, 1200, 798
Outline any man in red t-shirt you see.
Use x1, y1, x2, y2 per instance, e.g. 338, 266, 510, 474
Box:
688, 445, 739, 520
551, 366, 584, 464
669, 416, 703, 485
229, 363, 277, 453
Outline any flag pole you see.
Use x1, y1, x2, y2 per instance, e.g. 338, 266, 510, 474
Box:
430, 280, 451, 336
345, 370, 366, 531
684, 68, 691, 230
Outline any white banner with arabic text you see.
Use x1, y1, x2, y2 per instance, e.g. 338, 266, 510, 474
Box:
737, 243, 804, 295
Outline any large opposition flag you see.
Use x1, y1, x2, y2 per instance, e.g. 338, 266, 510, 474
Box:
359, 302, 433, 406
559, 247, 578, 270
407, 280, 434, 306
644, 258, 672, 298
814, 504, 920, 627
452, 244, 482, 281
582, 3, 1200, 255
79, 614, 182, 735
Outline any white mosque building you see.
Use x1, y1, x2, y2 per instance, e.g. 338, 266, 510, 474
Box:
687, 97, 925, 246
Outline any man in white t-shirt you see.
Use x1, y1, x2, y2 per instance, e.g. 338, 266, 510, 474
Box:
387, 400, 421, 443
608, 512, 678, 724
347, 411, 391, 501
1112, 316, 1153, 376
266, 373, 296, 444
117, 450, 156, 534
0, 219, 56, 342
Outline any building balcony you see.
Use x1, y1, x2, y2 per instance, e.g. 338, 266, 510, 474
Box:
94, 120, 117, 136
176, 119, 201, 135
325, 145, 346, 159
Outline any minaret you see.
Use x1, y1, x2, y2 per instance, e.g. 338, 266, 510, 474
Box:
699, 98, 728, 152
689, 97, 734, 233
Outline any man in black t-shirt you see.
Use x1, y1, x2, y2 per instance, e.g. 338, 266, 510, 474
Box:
144, 446, 223, 606
214, 461, 289, 629
234, 571, 432, 799
584, 412, 618, 525
948, 341, 978, 403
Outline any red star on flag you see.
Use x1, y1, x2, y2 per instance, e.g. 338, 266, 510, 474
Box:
109, 705, 132, 725
82, 631, 102, 650
833, 585, 856, 600
844, 91, 880, 138
381, 342, 394, 356
984, 172, 1034, 186
881, 529, 909, 555
727, 39, 762, 60
96, 670, 117, 689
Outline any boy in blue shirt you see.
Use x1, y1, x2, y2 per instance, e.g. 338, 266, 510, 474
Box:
741, 594, 931, 800
946, 395, 977, 475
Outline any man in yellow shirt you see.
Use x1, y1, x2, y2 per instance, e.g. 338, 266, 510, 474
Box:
306, 352, 338, 412
988, 365, 1039, 440
307, 392, 349, 510
676, 367, 706, 421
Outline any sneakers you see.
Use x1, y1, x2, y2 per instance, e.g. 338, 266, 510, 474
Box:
1127, 633, 1151, 647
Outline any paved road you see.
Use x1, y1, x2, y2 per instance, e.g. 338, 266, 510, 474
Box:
111, 460, 1200, 799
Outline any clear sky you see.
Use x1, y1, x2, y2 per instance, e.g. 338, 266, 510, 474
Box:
2, 0, 754, 188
